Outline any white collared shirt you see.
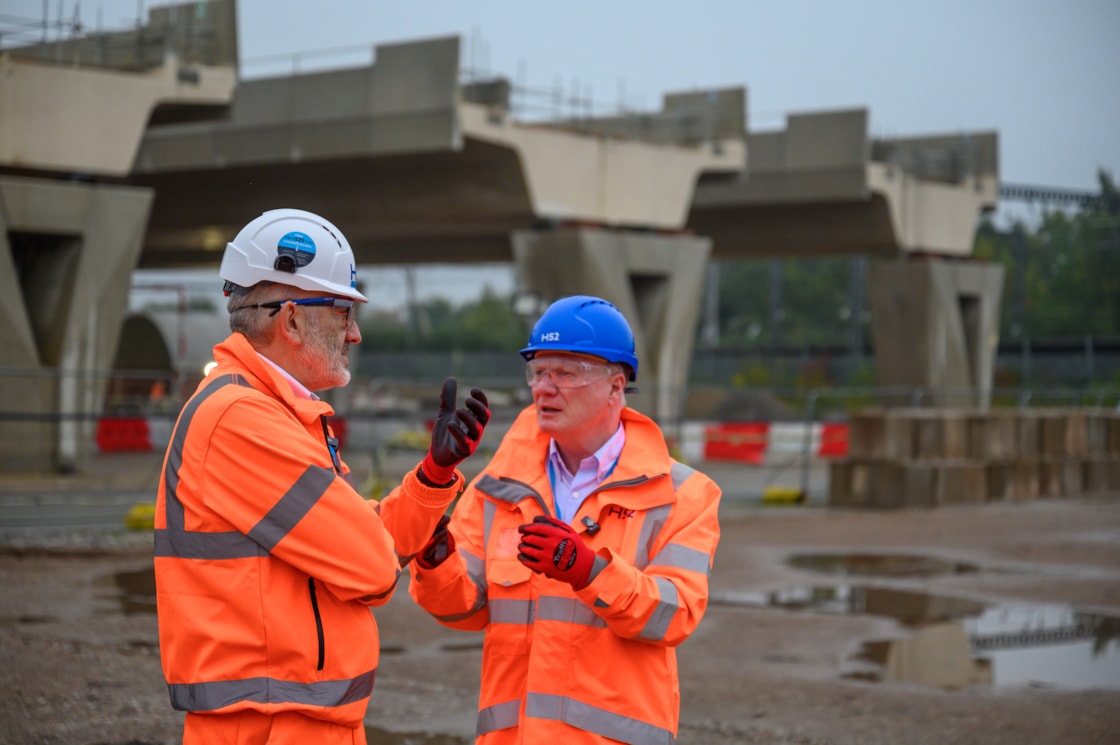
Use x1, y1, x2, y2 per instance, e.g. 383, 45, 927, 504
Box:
547, 423, 625, 523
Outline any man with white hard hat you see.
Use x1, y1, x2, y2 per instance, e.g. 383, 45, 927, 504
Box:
153, 208, 490, 744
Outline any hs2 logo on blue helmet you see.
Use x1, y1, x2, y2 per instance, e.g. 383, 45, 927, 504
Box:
539, 331, 561, 342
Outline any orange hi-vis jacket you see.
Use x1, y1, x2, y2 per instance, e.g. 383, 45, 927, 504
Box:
409, 405, 722, 745
154, 332, 459, 736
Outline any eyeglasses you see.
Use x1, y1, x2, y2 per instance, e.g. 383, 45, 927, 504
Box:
239, 298, 357, 325
525, 358, 613, 389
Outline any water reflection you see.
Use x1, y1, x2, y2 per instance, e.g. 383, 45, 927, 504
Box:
101, 568, 157, 616
788, 552, 979, 578
711, 584, 1120, 691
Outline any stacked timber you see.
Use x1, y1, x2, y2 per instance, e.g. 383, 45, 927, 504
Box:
828, 407, 1120, 508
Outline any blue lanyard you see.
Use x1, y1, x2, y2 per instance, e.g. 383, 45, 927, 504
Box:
548, 453, 619, 521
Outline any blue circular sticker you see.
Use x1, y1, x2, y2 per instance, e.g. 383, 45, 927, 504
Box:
276, 231, 316, 267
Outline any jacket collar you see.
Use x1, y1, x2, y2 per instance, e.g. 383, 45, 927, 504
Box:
485, 404, 673, 509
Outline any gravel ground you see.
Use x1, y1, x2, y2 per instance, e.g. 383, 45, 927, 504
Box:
1, 489, 1118, 744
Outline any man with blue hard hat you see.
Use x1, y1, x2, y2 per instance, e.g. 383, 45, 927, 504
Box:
409, 294, 722, 744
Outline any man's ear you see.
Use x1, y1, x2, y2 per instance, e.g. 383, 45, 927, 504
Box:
608, 371, 626, 400
276, 302, 305, 345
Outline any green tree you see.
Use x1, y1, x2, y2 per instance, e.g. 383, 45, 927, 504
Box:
976, 169, 1119, 340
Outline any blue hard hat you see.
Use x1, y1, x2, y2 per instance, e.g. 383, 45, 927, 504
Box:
520, 295, 639, 382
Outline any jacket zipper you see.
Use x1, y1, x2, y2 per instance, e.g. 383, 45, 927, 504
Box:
308, 577, 325, 671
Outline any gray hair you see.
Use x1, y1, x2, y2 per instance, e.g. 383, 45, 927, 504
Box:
227, 281, 298, 343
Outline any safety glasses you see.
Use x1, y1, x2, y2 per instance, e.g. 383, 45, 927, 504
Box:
525, 357, 612, 389
249, 297, 357, 325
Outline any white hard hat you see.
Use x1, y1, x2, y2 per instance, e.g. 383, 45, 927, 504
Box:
220, 208, 368, 302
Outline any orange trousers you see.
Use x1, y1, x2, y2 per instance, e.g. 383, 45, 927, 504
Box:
183, 710, 366, 745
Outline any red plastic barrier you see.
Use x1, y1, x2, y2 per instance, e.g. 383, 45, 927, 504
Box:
818, 423, 850, 458
703, 422, 769, 464
96, 417, 152, 452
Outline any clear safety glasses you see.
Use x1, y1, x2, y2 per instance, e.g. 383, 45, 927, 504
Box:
525, 357, 613, 389
246, 297, 357, 325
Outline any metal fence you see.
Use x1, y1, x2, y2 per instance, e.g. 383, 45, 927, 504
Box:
1, 360, 1116, 477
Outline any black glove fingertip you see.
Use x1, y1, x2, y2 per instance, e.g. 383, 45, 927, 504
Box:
439, 377, 458, 411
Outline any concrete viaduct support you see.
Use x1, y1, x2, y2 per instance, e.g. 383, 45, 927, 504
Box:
868, 257, 1005, 407
0, 177, 154, 472
513, 228, 711, 427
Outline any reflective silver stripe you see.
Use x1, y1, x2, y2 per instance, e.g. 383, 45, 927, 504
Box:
156, 374, 340, 560
154, 528, 263, 560
536, 596, 606, 628
477, 474, 549, 513
163, 375, 248, 532
247, 465, 335, 551
670, 461, 695, 489
156, 374, 262, 559
483, 500, 496, 561
359, 569, 400, 602
168, 669, 375, 712
477, 697, 521, 735
430, 548, 489, 623
489, 598, 534, 624
586, 554, 610, 585
638, 576, 679, 641
634, 504, 672, 570
526, 692, 676, 745
477, 474, 529, 504
649, 543, 712, 576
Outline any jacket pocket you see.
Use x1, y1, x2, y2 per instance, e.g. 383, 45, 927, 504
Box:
484, 557, 534, 655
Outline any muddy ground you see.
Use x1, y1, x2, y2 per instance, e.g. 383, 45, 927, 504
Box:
1, 494, 1119, 745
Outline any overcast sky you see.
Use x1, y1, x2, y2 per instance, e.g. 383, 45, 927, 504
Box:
10, 0, 1116, 192
7, 0, 1117, 308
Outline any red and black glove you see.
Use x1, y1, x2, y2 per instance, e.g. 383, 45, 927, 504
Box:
517, 515, 596, 589
420, 377, 490, 486
416, 515, 455, 570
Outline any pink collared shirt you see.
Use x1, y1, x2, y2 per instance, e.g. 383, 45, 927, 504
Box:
547, 423, 625, 523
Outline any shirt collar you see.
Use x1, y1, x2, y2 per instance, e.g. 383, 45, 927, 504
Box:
548, 422, 626, 479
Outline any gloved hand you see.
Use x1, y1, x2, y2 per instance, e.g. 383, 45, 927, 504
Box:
420, 377, 490, 486
517, 515, 596, 589
416, 515, 455, 570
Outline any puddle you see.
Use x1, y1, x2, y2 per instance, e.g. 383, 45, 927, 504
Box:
711, 584, 1120, 691
379, 640, 484, 657
788, 552, 979, 578
0, 613, 57, 627
364, 727, 468, 744
99, 568, 158, 616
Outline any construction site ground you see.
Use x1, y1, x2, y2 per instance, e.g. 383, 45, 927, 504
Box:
1, 451, 1118, 745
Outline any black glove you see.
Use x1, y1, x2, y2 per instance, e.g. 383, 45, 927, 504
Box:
420, 377, 490, 486
416, 515, 455, 570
